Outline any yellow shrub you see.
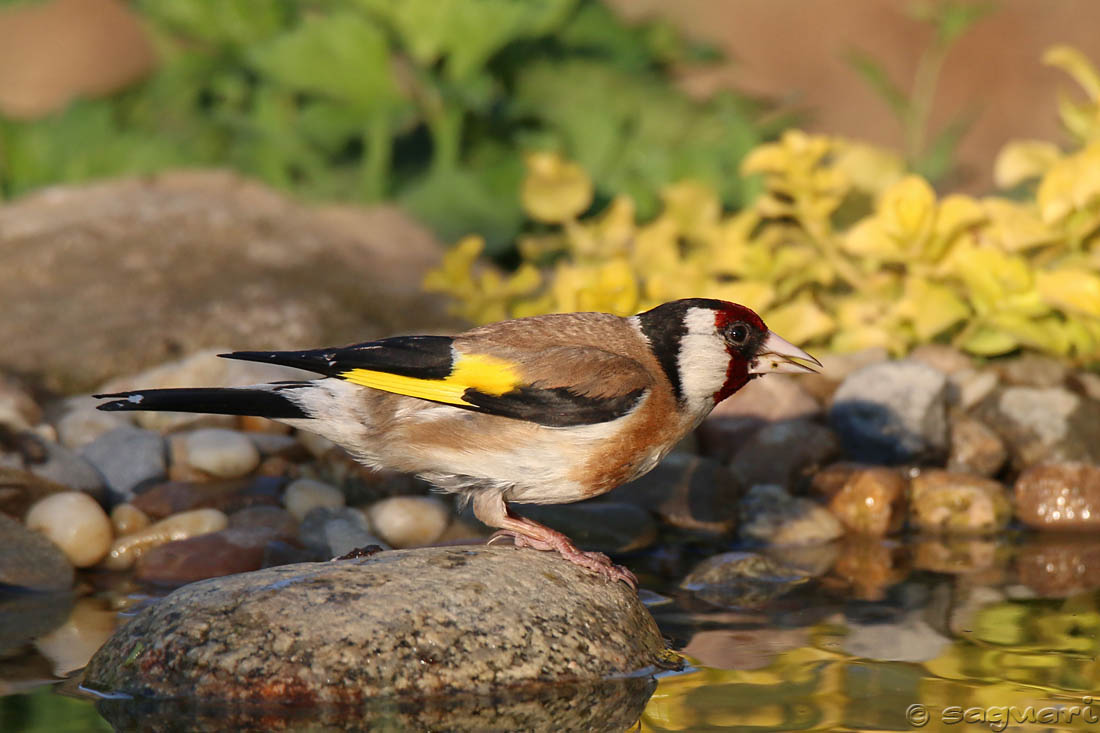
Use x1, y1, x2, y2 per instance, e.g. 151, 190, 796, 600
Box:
426, 46, 1100, 363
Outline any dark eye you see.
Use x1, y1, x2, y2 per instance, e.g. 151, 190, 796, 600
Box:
727, 322, 750, 345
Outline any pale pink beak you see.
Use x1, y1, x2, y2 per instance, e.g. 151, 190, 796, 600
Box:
749, 331, 822, 375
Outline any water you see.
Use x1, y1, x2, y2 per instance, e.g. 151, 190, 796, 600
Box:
3, 533, 1099, 732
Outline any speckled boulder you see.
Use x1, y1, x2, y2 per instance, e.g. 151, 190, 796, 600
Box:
83, 546, 666, 702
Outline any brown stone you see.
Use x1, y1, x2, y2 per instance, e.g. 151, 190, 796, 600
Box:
809, 462, 870, 501
728, 419, 840, 492
1014, 462, 1100, 530
0, 172, 455, 393
993, 353, 1070, 388
228, 505, 298, 541
605, 453, 740, 535
947, 414, 1007, 477
130, 477, 284, 519
827, 467, 907, 536
829, 537, 907, 602
909, 470, 1011, 534
134, 526, 288, 586
0, 466, 69, 519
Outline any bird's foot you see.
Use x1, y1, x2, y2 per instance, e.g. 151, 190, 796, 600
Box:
488, 529, 637, 589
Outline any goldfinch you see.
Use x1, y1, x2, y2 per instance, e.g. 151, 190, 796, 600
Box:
97, 298, 819, 587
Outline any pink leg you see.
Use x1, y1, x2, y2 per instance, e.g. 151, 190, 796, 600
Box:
473, 492, 637, 589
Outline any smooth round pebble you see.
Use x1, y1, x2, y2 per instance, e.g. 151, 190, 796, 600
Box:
366, 496, 451, 548
25, 492, 113, 568
110, 503, 151, 537
103, 508, 228, 571
182, 428, 261, 479
284, 478, 345, 521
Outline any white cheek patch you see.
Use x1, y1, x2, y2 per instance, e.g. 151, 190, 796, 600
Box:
676, 308, 731, 415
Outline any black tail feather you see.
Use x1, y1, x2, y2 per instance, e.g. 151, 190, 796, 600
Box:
94, 387, 309, 419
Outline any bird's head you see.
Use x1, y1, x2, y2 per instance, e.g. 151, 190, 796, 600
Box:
634, 298, 821, 414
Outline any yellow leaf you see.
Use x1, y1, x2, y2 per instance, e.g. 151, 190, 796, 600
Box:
993, 140, 1063, 188
878, 174, 936, 246
740, 142, 789, 176
981, 198, 1058, 252
763, 294, 836, 345
661, 180, 720, 240
703, 280, 775, 313
830, 139, 905, 194
521, 152, 593, 223
841, 218, 900, 261
1038, 142, 1100, 223
899, 276, 970, 341
1043, 44, 1100, 101
925, 194, 985, 262
958, 326, 1019, 356
1037, 269, 1100, 317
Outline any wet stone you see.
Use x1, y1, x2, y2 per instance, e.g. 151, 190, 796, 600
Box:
0, 514, 74, 591
680, 551, 810, 610
728, 419, 840, 493
510, 502, 658, 554
909, 470, 1011, 534
103, 508, 229, 571
80, 426, 166, 503
975, 387, 1100, 470
830, 537, 907, 602
605, 453, 740, 535
913, 536, 1007, 576
83, 547, 668, 701
947, 414, 1008, 477
299, 506, 386, 559
1017, 535, 1100, 597
24, 491, 113, 567
826, 467, 907, 536
739, 484, 844, 546
829, 360, 949, 464
1014, 462, 1100, 530
135, 526, 290, 586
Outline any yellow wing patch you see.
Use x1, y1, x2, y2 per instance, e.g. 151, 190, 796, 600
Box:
340, 353, 522, 406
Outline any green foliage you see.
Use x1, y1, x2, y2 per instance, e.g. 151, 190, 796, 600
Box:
845, 0, 996, 184
0, 0, 775, 251
427, 45, 1100, 363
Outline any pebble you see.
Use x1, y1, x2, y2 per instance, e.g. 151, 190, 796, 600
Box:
299, 506, 385, 558
130, 476, 284, 519
605, 452, 740, 535
947, 368, 999, 410
110, 503, 150, 536
33, 597, 117, 676
680, 551, 810, 609
975, 387, 1100, 470
1016, 535, 1100, 597
1014, 462, 1100, 530
697, 376, 820, 462
1069, 370, 1100, 401
25, 491, 113, 567
228, 505, 298, 539
508, 502, 658, 554
0, 466, 68, 519
909, 344, 973, 375
909, 470, 1011, 534
994, 353, 1069, 388
11, 431, 106, 496
366, 495, 453, 549
102, 508, 228, 570
176, 428, 261, 479
54, 396, 131, 449
947, 414, 1007, 477
831, 537, 907, 601
284, 477, 345, 521
826, 467, 907, 536
84, 547, 667, 702
739, 484, 844, 546
0, 514, 74, 590
829, 360, 949, 464
728, 419, 839, 492
0, 375, 42, 430
135, 526, 289, 585
245, 432, 306, 460
799, 347, 889, 403
80, 426, 167, 503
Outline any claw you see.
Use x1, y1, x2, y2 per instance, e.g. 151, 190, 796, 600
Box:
489, 529, 637, 589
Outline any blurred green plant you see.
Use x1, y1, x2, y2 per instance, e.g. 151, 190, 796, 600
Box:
0, 0, 780, 251
845, 0, 997, 184
427, 45, 1100, 363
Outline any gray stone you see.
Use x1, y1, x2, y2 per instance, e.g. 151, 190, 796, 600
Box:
739, 484, 844, 546
947, 368, 999, 410
80, 426, 166, 503
829, 360, 949, 464
83, 547, 667, 701
0, 591, 74, 657
179, 428, 261, 479
994, 353, 1070, 388
53, 396, 132, 449
299, 506, 387, 559
0, 466, 69, 519
605, 452, 740, 535
507, 502, 658, 554
0, 514, 74, 591
680, 551, 810, 610
728, 419, 839, 492
0, 171, 455, 393
25, 438, 105, 495
975, 387, 1100, 470
697, 375, 820, 462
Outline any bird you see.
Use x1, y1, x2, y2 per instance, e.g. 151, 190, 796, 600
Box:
96, 298, 819, 588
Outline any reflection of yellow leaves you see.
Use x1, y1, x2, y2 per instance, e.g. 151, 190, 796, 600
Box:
1037, 269, 1100, 317
994, 140, 1063, 188
521, 151, 593, 223
763, 294, 836, 345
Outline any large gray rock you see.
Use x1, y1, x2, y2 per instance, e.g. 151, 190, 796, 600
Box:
84, 546, 667, 703
829, 360, 949, 464
0, 171, 455, 393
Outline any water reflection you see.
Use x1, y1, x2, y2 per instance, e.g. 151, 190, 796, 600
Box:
6, 532, 1100, 730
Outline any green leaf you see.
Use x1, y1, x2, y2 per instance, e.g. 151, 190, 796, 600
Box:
845, 48, 910, 120
134, 0, 296, 45
248, 13, 402, 113
914, 113, 973, 183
